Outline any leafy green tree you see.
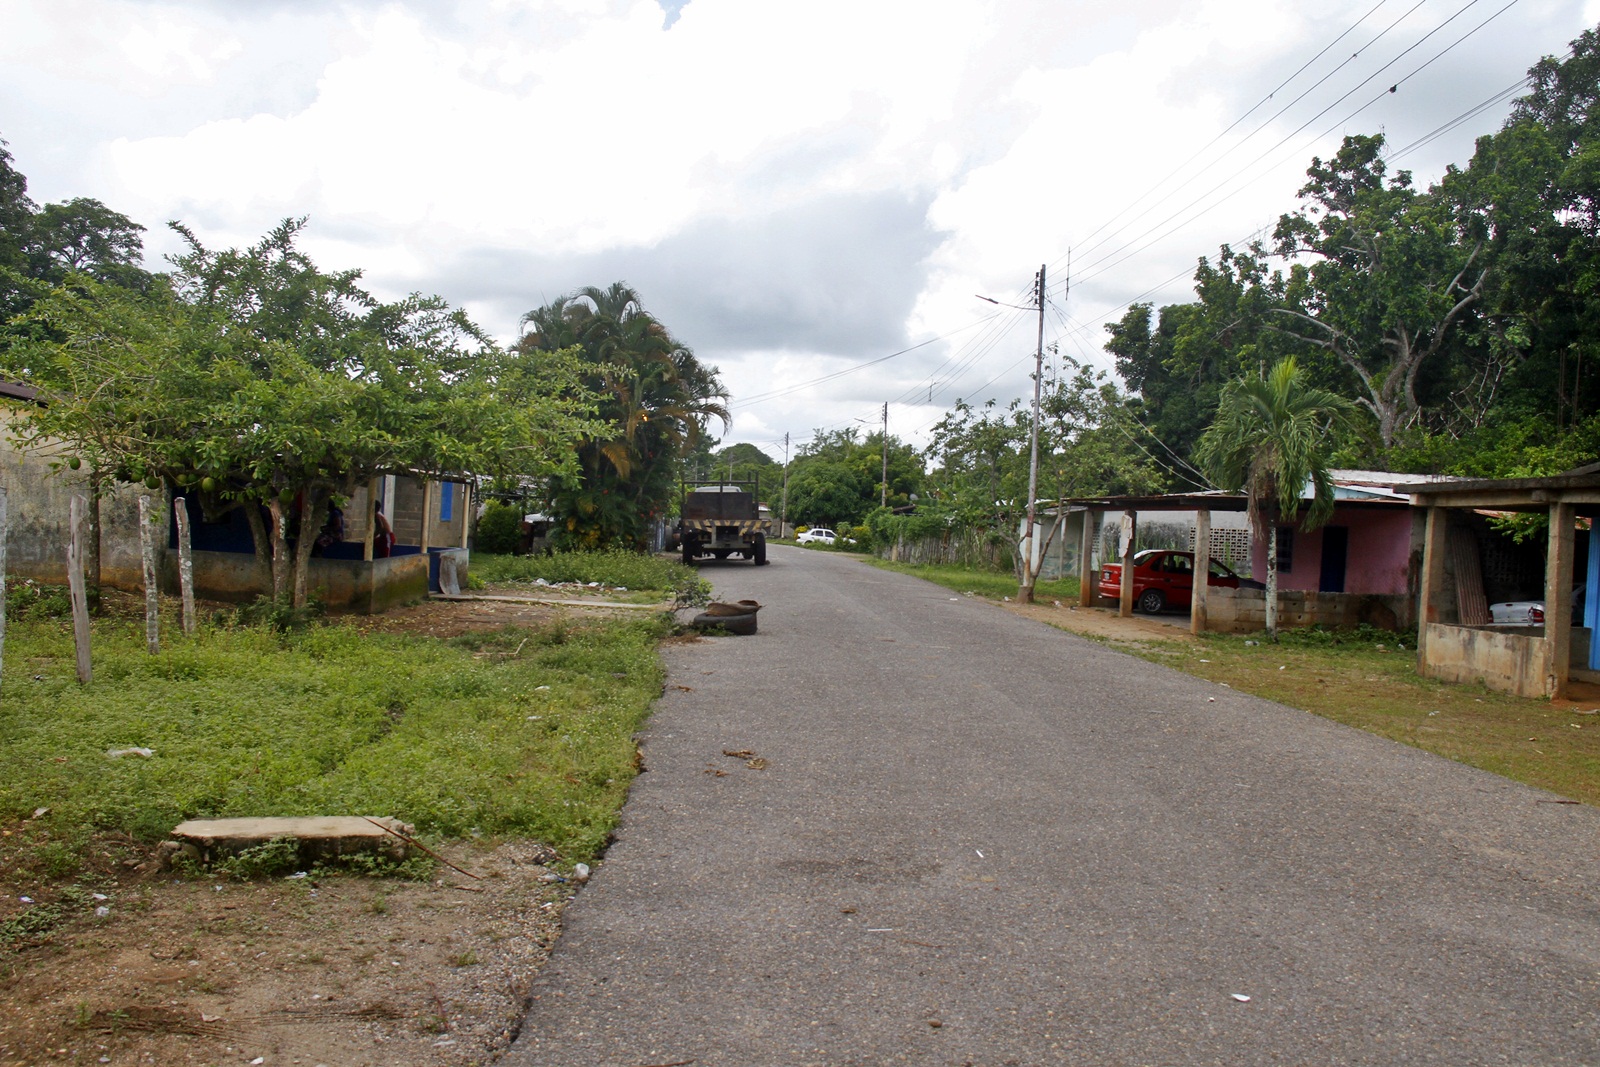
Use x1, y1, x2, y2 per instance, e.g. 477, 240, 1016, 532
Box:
1272, 135, 1485, 449
1421, 26, 1600, 476
27, 198, 148, 288
517, 283, 727, 549
6, 220, 599, 605
0, 138, 34, 320
1194, 357, 1361, 638
1106, 244, 1319, 483
927, 367, 1163, 582
785, 460, 869, 528
784, 427, 923, 526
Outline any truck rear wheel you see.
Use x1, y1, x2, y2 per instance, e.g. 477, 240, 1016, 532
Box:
752, 534, 767, 565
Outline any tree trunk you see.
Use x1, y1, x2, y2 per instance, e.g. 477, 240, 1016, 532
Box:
267, 499, 291, 601
1265, 525, 1279, 640
244, 501, 273, 579
291, 489, 328, 608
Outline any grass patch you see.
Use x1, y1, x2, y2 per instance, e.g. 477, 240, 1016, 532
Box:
472, 549, 710, 606
869, 559, 1081, 603
0, 611, 668, 881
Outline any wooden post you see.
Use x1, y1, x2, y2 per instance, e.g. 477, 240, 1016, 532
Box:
138, 494, 159, 655
1192, 508, 1211, 636
1078, 509, 1098, 607
0, 488, 7, 693
1545, 502, 1576, 699
67, 496, 92, 683
459, 481, 472, 549
1416, 506, 1449, 667
173, 496, 195, 635
1118, 511, 1137, 617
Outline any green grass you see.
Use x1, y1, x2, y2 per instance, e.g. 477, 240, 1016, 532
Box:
472, 549, 709, 605
869, 558, 1081, 602
0, 611, 667, 877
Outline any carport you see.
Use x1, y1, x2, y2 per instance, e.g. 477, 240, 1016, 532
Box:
1404, 462, 1600, 699
1066, 484, 1418, 636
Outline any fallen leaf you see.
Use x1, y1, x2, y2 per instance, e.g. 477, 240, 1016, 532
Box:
745, 758, 769, 770
722, 749, 755, 759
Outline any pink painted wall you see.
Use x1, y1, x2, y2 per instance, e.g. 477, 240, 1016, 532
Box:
1249, 506, 1414, 595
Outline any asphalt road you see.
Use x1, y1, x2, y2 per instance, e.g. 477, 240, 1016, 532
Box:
507, 546, 1600, 1066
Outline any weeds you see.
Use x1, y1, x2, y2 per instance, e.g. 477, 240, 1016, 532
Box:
214, 837, 301, 880
1, 613, 666, 876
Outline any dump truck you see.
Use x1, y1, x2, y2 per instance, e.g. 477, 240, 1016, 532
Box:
680, 480, 769, 565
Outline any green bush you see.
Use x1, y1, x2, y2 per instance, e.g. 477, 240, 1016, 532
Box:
475, 500, 525, 555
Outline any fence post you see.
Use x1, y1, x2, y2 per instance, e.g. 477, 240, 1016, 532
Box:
174, 496, 195, 634
67, 495, 92, 682
139, 494, 159, 654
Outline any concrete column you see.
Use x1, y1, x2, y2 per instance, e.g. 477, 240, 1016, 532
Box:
1544, 502, 1575, 698
1588, 522, 1600, 671
1192, 508, 1211, 636
1078, 509, 1099, 607
420, 479, 434, 554
1119, 511, 1137, 618
1416, 506, 1449, 667
362, 476, 378, 562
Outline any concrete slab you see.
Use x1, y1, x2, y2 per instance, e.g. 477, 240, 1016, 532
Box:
168, 815, 414, 866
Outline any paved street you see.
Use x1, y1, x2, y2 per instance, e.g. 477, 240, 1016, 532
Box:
507, 546, 1600, 1066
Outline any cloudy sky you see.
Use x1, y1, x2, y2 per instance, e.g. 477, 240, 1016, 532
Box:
4, 0, 1596, 462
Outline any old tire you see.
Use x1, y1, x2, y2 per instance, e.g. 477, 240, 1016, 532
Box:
1136, 589, 1166, 614
692, 610, 757, 635
752, 534, 767, 565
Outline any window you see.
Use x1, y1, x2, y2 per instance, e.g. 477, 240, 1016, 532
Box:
439, 481, 455, 523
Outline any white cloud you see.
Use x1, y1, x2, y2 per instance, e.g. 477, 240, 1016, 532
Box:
4, 0, 1597, 458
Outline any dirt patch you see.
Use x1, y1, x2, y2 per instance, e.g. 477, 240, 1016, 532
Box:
349, 597, 568, 639
1000, 598, 1192, 648
0, 837, 575, 1067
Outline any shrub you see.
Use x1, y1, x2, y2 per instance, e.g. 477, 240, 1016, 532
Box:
475, 500, 525, 555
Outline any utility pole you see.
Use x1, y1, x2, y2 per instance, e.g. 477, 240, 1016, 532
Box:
1019, 264, 1046, 605
880, 402, 888, 510
781, 432, 790, 536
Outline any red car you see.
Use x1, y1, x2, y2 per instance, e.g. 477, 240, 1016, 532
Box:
1098, 549, 1244, 613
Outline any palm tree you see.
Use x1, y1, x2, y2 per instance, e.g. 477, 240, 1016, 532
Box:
1194, 357, 1360, 639
516, 283, 728, 547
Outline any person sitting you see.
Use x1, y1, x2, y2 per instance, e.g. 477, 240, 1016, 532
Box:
372, 500, 394, 558
312, 501, 345, 557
